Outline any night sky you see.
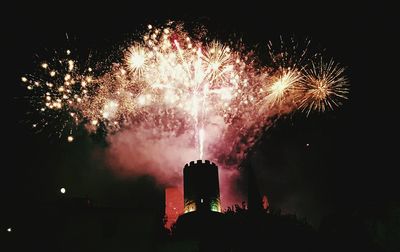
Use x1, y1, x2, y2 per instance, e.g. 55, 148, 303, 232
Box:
3, 1, 397, 229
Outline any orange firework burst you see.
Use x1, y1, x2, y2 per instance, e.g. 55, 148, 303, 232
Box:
299, 58, 349, 115
265, 68, 302, 106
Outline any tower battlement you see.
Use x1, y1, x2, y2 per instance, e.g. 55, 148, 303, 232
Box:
184, 160, 217, 169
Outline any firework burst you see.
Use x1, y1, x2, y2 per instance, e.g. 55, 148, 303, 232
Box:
126, 44, 148, 76
265, 68, 302, 106
21, 22, 349, 167
299, 58, 349, 115
21, 49, 95, 140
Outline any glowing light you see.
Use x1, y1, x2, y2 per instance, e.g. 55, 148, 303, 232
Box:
7, 228, 12, 232
68, 60, 74, 71
137, 95, 146, 106
211, 202, 221, 212
184, 202, 196, 213
41, 63, 48, 69
164, 90, 178, 104
67, 136, 74, 142
262, 195, 269, 209
60, 187, 66, 194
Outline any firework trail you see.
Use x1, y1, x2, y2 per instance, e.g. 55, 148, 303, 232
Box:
21, 22, 349, 190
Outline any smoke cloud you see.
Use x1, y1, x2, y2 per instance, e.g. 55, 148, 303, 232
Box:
105, 114, 246, 208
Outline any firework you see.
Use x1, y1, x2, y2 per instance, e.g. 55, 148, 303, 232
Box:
21, 22, 349, 167
265, 69, 302, 106
298, 58, 349, 115
21, 50, 95, 140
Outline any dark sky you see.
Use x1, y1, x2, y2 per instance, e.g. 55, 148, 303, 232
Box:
3, 2, 397, 227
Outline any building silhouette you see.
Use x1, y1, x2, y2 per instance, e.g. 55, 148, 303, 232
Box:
183, 160, 221, 213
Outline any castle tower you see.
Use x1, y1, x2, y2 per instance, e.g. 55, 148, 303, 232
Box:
183, 160, 221, 213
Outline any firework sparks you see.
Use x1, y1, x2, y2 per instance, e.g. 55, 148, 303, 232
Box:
299, 58, 349, 115
265, 69, 302, 106
126, 45, 147, 76
21, 22, 349, 167
21, 49, 95, 139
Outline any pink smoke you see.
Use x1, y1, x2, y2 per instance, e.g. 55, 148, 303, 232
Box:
105, 114, 246, 208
